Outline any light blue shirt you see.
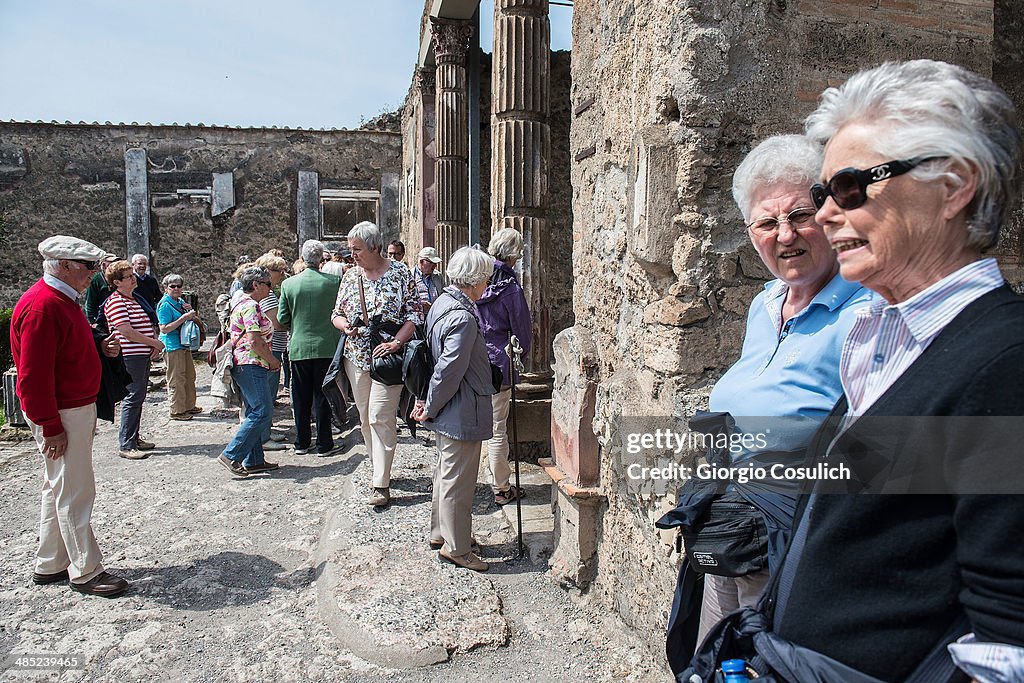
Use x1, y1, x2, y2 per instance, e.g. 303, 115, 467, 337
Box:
157, 294, 187, 351
708, 273, 874, 459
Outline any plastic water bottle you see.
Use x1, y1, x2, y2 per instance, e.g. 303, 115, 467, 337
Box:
720, 659, 750, 683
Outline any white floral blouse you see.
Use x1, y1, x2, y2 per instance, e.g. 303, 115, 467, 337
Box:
333, 261, 422, 370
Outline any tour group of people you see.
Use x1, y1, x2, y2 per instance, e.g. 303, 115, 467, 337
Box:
10, 58, 1024, 681
11, 212, 533, 593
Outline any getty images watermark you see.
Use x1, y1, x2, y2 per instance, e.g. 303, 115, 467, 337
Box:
620, 420, 849, 494
617, 415, 1024, 496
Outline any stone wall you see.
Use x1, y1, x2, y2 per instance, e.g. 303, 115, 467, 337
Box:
0, 123, 401, 312
559, 0, 1020, 644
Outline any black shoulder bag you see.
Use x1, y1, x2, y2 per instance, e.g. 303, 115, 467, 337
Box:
358, 274, 404, 386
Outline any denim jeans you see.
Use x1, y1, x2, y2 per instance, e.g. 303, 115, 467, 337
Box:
119, 355, 151, 450
262, 351, 283, 444
224, 364, 271, 467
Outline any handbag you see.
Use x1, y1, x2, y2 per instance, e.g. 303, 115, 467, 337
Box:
358, 274, 404, 386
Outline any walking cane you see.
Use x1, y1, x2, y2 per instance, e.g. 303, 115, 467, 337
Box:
507, 333, 526, 560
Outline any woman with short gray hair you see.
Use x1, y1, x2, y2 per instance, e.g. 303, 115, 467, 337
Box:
755, 60, 1024, 682
663, 133, 874, 664
157, 273, 203, 419
411, 246, 497, 572
332, 221, 421, 506
218, 265, 281, 478
478, 228, 532, 505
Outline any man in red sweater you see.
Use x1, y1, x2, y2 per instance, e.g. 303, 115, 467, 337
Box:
12, 235, 130, 597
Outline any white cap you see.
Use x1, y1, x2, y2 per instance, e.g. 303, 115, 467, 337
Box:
38, 235, 105, 261
418, 247, 442, 264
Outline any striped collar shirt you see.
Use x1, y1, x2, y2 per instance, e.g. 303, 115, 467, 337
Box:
840, 258, 1004, 416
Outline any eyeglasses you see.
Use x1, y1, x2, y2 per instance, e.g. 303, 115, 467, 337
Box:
745, 207, 818, 236
168, 283, 184, 289
260, 280, 272, 286
70, 259, 99, 271
810, 157, 945, 210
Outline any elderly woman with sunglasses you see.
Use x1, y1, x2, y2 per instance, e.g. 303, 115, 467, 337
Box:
156, 273, 203, 421
217, 266, 282, 478
732, 61, 1024, 683
664, 135, 874, 661
102, 260, 165, 459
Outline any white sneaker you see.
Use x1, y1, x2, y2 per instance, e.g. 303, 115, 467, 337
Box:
262, 440, 287, 451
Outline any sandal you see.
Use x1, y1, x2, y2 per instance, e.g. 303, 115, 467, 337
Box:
494, 485, 525, 506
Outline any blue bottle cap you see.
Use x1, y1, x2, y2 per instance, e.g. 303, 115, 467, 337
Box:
721, 659, 746, 673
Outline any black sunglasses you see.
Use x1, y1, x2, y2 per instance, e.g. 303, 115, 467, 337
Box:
810, 157, 945, 210
70, 259, 99, 270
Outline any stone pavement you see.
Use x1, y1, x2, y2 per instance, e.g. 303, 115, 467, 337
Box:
0, 361, 667, 682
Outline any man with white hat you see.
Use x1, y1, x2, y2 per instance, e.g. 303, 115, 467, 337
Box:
11, 235, 130, 597
415, 247, 447, 315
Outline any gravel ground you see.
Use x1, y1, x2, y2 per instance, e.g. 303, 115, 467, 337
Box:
0, 363, 669, 682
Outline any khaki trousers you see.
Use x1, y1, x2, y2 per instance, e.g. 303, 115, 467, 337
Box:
697, 569, 771, 643
430, 434, 482, 557
165, 348, 197, 415
344, 357, 403, 488
487, 388, 513, 493
25, 403, 105, 584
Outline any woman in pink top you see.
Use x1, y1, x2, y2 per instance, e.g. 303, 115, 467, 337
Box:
218, 266, 281, 478
102, 260, 164, 459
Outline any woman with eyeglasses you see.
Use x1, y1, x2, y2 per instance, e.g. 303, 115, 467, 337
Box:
662, 135, 874, 668
102, 260, 166, 460
156, 274, 203, 421
217, 265, 282, 478
740, 61, 1024, 682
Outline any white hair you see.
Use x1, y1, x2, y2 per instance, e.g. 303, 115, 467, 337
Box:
161, 273, 184, 288
42, 258, 61, 275
488, 228, 524, 261
300, 239, 325, 267
131, 253, 148, 263
347, 221, 383, 252
446, 246, 493, 287
732, 135, 823, 221
805, 59, 1023, 251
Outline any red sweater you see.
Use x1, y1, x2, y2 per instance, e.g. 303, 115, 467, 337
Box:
12, 278, 101, 437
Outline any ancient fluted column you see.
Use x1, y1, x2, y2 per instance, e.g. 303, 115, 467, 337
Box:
415, 67, 437, 253
491, 0, 551, 374
431, 18, 473, 267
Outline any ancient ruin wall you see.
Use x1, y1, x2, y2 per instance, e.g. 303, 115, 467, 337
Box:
0, 123, 401, 311
564, 0, 1014, 641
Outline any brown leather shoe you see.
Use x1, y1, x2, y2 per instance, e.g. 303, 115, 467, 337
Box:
69, 571, 129, 597
135, 437, 156, 450
187, 406, 204, 414
369, 487, 390, 507
169, 412, 193, 421
244, 461, 279, 474
438, 550, 489, 572
32, 568, 69, 585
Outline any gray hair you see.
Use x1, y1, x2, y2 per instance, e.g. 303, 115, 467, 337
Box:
239, 265, 270, 293
161, 273, 184, 288
732, 135, 823, 221
300, 240, 325, 267
805, 59, 1023, 251
447, 246, 493, 288
347, 221, 383, 252
131, 253, 148, 264
42, 258, 61, 276
488, 228, 524, 261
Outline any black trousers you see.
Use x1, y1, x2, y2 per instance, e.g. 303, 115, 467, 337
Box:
290, 357, 333, 453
